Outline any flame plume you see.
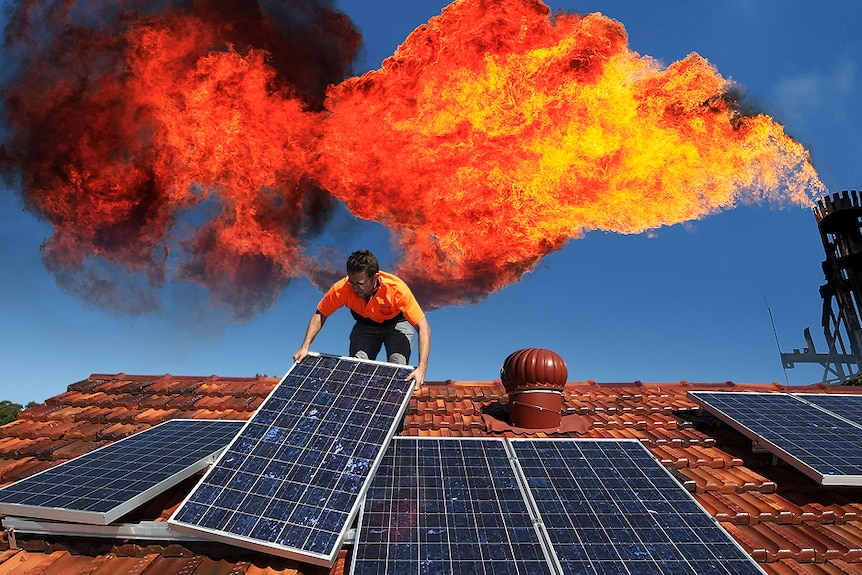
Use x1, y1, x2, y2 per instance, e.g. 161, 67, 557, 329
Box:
1, 0, 822, 317
319, 0, 822, 308
1, 0, 358, 318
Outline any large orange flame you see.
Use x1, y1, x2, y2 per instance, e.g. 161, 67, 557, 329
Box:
318, 0, 822, 307
1, 0, 823, 317
1, 0, 356, 318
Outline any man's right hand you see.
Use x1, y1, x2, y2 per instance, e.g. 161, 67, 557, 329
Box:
294, 311, 326, 365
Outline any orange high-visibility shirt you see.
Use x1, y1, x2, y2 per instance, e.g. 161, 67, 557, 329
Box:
317, 271, 425, 325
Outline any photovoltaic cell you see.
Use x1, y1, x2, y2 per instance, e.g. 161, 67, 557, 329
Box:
798, 393, 862, 427
0, 419, 244, 525
689, 391, 862, 485
351, 437, 554, 575
168, 354, 415, 566
510, 439, 765, 575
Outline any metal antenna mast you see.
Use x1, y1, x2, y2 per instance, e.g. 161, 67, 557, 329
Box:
781, 190, 862, 384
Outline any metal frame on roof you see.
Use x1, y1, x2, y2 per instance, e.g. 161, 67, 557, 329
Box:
1, 516, 211, 542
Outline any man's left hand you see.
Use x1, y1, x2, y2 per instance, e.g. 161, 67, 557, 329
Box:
406, 366, 426, 387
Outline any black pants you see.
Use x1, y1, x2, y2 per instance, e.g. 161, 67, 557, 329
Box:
349, 318, 413, 364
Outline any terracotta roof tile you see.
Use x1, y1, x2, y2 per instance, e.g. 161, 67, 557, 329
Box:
89, 554, 161, 574
195, 379, 255, 397
73, 405, 115, 423
102, 393, 145, 410
134, 408, 178, 425
65, 376, 107, 393
164, 394, 205, 410
1, 458, 55, 483
0, 437, 47, 459
45, 390, 87, 407
764, 560, 862, 574
89, 378, 142, 395
828, 523, 862, 561
245, 377, 281, 398
46, 405, 91, 422
724, 522, 780, 563
15, 403, 63, 421
74, 391, 111, 407
194, 395, 255, 412
137, 394, 175, 409
0, 549, 70, 572
13, 437, 63, 459
97, 422, 149, 441
0, 550, 19, 565
0, 456, 39, 484
50, 439, 109, 461
101, 406, 142, 424
142, 376, 205, 396
0, 420, 40, 439
63, 422, 109, 442
679, 465, 777, 494
29, 420, 80, 440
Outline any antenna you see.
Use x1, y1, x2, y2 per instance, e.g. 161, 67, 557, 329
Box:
780, 190, 862, 384
764, 295, 790, 386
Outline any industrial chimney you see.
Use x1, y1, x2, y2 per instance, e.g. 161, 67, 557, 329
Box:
500, 348, 568, 428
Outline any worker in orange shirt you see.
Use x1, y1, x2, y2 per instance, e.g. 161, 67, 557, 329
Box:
293, 250, 431, 386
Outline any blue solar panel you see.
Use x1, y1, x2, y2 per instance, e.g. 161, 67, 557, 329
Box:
799, 393, 862, 427
168, 354, 415, 566
689, 391, 862, 486
352, 437, 555, 575
0, 419, 244, 525
510, 439, 765, 575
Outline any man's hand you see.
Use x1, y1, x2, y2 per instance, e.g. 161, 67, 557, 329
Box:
405, 317, 430, 387
293, 311, 326, 365
293, 347, 309, 364
406, 365, 426, 387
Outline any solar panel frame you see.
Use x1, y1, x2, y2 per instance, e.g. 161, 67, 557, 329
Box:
688, 391, 862, 486
510, 438, 766, 575
351, 437, 558, 575
168, 353, 415, 566
0, 419, 244, 525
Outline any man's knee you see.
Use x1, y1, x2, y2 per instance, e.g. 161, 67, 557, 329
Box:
353, 349, 370, 360
388, 352, 408, 365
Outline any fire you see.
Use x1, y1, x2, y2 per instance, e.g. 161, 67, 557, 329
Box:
319, 0, 822, 307
1, 0, 357, 318
1, 0, 823, 317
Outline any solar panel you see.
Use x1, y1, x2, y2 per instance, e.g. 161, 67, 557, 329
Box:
689, 391, 862, 486
168, 354, 415, 566
798, 393, 862, 427
351, 437, 555, 575
0, 419, 244, 525
510, 438, 765, 575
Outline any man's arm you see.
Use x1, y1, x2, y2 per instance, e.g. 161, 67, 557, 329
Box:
293, 310, 327, 363
406, 317, 431, 386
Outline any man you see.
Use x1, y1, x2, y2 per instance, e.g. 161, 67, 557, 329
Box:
293, 250, 431, 386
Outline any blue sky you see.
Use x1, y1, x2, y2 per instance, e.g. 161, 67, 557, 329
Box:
1, 0, 860, 405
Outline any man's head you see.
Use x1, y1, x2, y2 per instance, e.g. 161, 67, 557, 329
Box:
346, 250, 380, 298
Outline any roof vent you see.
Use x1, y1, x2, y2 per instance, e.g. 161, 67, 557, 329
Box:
500, 348, 567, 429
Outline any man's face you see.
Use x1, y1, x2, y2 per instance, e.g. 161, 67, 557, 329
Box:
347, 270, 378, 298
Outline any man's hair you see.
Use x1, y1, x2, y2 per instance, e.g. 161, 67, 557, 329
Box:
346, 250, 379, 277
